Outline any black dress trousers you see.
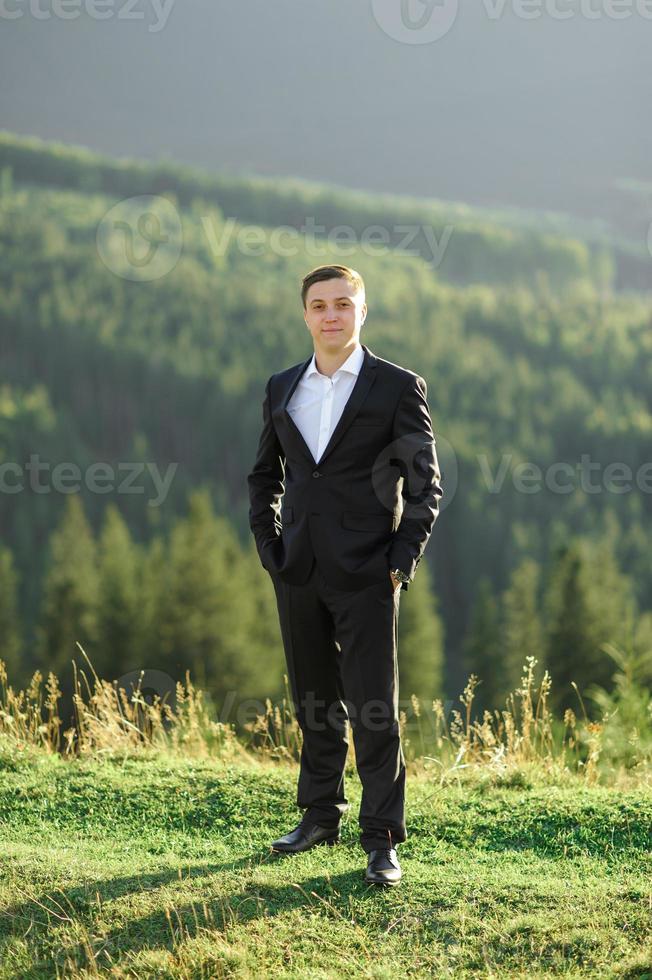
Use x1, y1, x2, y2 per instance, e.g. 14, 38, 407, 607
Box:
269, 557, 407, 854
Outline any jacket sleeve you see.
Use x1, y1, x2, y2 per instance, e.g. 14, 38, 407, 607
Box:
247, 377, 286, 564
387, 374, 443, 592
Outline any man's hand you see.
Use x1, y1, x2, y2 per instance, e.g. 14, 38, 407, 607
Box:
389, 570, 401, 592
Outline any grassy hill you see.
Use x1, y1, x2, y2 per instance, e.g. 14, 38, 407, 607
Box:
1, 750, 651, 978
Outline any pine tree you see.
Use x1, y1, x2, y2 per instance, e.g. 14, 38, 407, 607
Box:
95, 503, 141, 681
242, 540, 287, 700
501, 557, 545, 697
35, 495, 99, 683
0, 542, 22, 684
136, 533, 166, 666
544, 538, 639, 715
154, 488, 267, 716
397, 557, 445, 705
461, 576, 503, 717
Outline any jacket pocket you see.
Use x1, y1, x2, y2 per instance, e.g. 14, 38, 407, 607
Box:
342, 511, 392, 532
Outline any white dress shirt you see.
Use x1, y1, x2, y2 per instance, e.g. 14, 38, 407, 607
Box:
287, 343, 365, 464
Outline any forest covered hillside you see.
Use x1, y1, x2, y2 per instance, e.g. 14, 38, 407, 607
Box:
1, 131, 651, 711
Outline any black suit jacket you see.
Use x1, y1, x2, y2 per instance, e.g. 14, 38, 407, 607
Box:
247, 343, 442, 592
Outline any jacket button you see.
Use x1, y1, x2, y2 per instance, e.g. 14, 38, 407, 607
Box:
312, 470, 321, 478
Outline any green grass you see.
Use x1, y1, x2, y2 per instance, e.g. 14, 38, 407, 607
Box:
1, 753, 652, 978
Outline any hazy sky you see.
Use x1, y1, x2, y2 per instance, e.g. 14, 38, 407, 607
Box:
1, 0, 649, 222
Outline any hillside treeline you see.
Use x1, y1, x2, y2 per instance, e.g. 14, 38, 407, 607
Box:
0, 130, 621, 291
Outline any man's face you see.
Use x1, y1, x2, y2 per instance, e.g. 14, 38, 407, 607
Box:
303, 278, 367, 352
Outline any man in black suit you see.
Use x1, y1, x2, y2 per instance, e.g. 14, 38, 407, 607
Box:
247, 264, 442, 886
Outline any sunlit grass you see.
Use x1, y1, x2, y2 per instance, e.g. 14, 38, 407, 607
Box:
2, 645, 651, 789
1, 648, 652, 977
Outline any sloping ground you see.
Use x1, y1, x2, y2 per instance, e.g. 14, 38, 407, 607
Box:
0, 752, 651, 978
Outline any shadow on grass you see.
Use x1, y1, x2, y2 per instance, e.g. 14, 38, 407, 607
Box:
1, 835, 650, 977
0, 842, 397, 973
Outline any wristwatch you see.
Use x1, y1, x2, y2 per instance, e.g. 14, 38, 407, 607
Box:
390, 567, 411, 585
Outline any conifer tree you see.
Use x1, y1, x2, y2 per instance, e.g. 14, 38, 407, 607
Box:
544, 538, 639, 714
96, 503, 141, 680
242, 540, 287, 699
501, 557, 545, 698
137, 533, 166, 664
0, 542, 22, 684
462, 576, 503, 717
397, 557, 445, 706
155, 488, 265, 715
35, 494, 99, 682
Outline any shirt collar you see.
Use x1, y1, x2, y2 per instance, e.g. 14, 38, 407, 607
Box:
305, 342, 365, 380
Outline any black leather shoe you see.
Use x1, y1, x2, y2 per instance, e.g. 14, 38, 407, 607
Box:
365, 848, 402, 886
270, 821, 340, 853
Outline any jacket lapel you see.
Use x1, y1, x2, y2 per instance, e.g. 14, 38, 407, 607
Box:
318, 345, 378, 465
277, 344, 378, 466
277, 353, 314, 463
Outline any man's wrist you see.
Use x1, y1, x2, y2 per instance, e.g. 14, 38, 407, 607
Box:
389, 567, 411, 585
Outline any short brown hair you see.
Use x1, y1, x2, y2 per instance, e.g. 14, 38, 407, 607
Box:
301, 264, 365, 309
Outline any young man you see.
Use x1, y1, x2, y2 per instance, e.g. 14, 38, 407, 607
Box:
247, 264, 442, 886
